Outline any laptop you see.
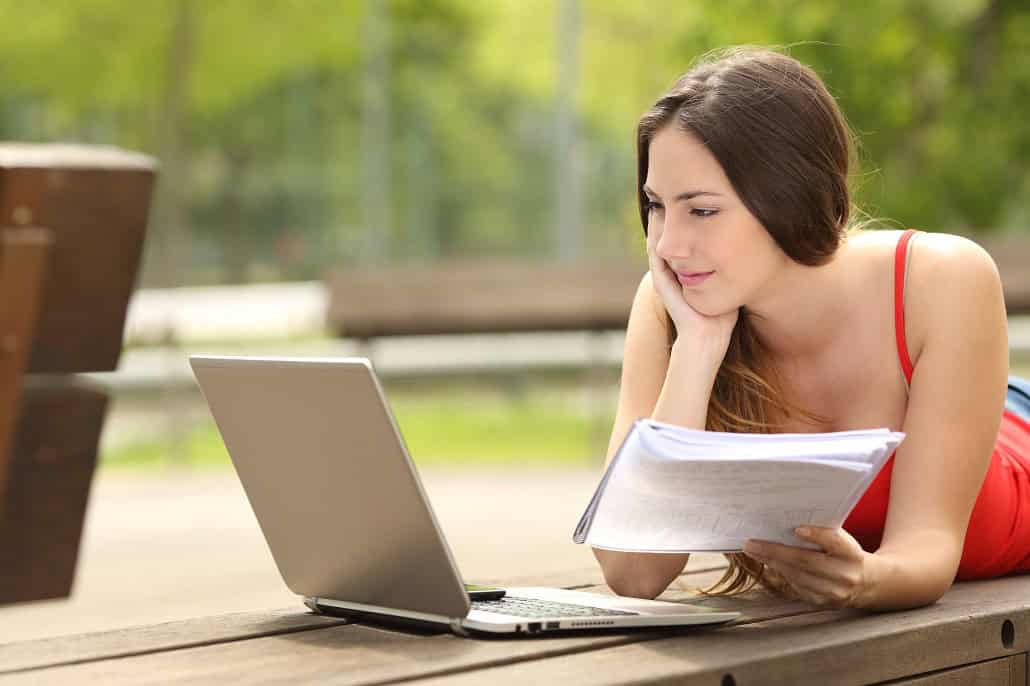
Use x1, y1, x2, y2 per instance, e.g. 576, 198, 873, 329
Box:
188, 355, 740, 635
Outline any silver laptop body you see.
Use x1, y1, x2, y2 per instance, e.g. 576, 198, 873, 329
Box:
188, 355, 740, 635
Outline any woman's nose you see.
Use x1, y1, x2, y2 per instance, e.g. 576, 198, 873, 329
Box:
655, 223, 692, 260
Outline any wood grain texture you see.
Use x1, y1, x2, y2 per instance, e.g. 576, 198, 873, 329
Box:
0, 228, 52, 505
1012, 652, 1028, 686
9, 560, 1028, 686
0, 622, 641, 686
0, 563, 726, 674
407, 575, 1030, 686
0, 147, 155, 373
0, 607, 349, 675
884, 656, 1012, 685
0, 379, 108, 605
0, 144, 155, 607
0, 567, 819, 685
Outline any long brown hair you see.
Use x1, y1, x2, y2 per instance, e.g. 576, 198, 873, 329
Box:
636, 46, 855, 596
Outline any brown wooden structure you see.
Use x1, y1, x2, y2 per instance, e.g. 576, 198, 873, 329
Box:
0, 144, 156, 606
1, 557, 1026, 684
326, 260, 646, 341
326, 236, 1029, 345
981, 235, 1030, 315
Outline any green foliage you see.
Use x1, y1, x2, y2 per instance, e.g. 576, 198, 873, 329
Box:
2, 0, 1028, 285
102, 385, 607, 469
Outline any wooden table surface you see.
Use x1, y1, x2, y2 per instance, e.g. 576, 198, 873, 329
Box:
2, 556, 1028, 686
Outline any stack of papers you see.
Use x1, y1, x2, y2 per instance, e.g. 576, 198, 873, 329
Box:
573, 419, 904, 552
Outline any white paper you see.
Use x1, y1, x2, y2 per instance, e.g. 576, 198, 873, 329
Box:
576, 420, 903, 552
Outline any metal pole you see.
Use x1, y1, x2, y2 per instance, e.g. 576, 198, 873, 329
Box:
361, 0, 392, 262
555, 0, 582, 262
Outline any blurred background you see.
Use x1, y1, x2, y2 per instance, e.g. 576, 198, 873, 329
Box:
7, 0, 1030, 285
2, 0, 1029, 642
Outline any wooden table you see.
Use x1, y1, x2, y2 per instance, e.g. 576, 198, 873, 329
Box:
1, 557, 1027, 685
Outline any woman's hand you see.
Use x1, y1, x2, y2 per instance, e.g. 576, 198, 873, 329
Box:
742, 526, 875, 609
645, 227, 738, 353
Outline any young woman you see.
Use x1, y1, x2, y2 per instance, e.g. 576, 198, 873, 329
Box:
593, 47, 1030, 612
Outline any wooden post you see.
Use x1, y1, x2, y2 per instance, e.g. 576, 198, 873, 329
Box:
0, 143, 155, 605
0, 227, 53, 508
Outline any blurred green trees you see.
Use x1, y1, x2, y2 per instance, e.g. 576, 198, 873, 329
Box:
1, 0, 1027, 286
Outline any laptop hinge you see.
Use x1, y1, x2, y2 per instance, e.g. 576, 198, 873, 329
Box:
449, 617, 470, 637
305, 596, 468, 635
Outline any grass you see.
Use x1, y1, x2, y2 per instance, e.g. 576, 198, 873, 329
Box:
101, 358, 1030, 472
101, 383, 615, 471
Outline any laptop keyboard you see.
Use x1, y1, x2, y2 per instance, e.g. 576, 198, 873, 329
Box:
471, 596, 638, 618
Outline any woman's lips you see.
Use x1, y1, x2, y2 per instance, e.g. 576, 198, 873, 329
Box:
676, 270, 714, 286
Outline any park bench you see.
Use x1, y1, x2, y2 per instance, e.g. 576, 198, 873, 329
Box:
325, 233, 1030, 350
982, 234, 1030, 315
326, 260, 646, 341
0, 143, 155, 606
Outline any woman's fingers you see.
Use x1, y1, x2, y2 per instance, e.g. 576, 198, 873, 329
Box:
770, 560, 856, 605
746, 529, 872, 609
747, 539, 862, 584
793, 526, 865, 561
646, 243, 684, 328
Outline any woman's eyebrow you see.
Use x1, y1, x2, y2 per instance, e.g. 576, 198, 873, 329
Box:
642, 185, 723, 201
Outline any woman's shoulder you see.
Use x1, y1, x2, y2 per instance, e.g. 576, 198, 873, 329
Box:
845, 228, 1004, 367
899, 231, 1002, 306
847, 228, 1000, 282
899, 231, 1003, 365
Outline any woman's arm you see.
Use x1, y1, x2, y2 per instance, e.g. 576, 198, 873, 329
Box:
592, 273, 728, 598
743, 234, 1009, 611
858, 234, 1009, 609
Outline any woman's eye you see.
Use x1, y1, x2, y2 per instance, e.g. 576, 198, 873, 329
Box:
644, 200, 663, 213
691, 208, 718, 218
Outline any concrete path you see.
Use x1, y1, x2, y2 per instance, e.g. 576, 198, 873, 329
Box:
0, 467, 607, 644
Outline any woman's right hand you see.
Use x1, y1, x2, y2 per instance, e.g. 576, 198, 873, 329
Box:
645, 227, 739, 357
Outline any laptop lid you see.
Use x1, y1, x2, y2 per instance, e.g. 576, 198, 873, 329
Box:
189, 355, 471, 619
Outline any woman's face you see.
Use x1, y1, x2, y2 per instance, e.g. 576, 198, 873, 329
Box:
643, 125, 788, 316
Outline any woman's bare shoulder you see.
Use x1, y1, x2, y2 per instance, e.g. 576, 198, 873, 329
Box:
898, 230, 1004, 366
910, 229, 990, 252
841, 228, 1002, 362
903, 230, 1001, 293
846, 228, 999, 285
849, 227, 994, 261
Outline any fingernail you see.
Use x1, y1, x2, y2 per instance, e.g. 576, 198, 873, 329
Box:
795, 527, 811, 537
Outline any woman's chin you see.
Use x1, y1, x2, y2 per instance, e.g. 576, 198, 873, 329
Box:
680, 291, 728, 318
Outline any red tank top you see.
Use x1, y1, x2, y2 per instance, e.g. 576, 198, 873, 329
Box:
842, 229, 1030, 579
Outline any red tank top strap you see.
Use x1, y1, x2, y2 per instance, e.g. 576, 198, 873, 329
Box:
894, 229, 918, 385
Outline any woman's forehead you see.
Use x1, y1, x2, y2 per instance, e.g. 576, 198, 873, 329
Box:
645, 127, 732, 195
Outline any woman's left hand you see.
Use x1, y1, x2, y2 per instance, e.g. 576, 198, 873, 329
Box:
743, 526, 874, 609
